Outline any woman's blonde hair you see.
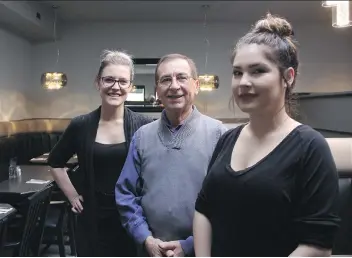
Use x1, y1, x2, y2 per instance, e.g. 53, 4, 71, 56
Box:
96, 49, 134, 82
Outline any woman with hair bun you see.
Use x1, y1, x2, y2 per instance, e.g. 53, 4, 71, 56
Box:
193, 14, 340, 257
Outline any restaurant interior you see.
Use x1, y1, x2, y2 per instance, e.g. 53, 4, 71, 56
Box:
0, 0, 351, 256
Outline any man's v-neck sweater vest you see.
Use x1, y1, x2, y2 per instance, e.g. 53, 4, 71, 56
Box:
134, 107, 226, 241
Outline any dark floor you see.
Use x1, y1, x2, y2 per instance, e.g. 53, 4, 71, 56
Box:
41, 245, 73, 257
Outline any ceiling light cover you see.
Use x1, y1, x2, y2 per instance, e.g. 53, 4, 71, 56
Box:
41, 72, 68, 90
198, 74, 219, 91
322, 1, 338, 7
332, 1, 352, 27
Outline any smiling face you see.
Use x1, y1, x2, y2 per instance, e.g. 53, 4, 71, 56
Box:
96, 64, 132, 107
156, 58, 199, 113
232, 44, 294, 116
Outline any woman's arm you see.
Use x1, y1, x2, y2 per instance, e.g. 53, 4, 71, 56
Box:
51, 168, 83, 212
193, 211, 212, 257
290, 244, 331, 257
292, 131, 340, 256
48, 118, 82, 212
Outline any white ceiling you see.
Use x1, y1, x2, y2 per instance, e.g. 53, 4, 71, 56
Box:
39, 1, 332, 23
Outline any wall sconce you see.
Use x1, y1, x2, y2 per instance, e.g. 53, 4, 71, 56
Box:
198, 74, 219, 91
41, 72, 67, 90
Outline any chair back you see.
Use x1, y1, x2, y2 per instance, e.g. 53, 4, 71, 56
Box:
17, 184, 53, 256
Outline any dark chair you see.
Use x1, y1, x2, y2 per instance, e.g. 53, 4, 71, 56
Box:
40, 186, 77, 257
40, 200, 68, 256
3, 184, 53, 256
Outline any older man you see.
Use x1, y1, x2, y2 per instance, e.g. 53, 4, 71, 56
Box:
115, 53, 227, 256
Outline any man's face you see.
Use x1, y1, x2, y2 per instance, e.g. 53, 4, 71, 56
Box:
156, 58, 199, 113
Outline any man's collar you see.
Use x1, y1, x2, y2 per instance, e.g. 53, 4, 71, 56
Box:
162, 106, 195, 130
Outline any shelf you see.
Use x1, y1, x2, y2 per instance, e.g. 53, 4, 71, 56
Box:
294, 91, 352, 99
126, 105, 164, 113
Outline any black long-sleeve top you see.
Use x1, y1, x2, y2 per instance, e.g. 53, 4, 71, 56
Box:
47, 106, 153, 256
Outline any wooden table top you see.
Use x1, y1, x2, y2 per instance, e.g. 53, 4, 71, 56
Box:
0, 165, 53, 197
0, 203, 16, 222
30, 153, 77, 165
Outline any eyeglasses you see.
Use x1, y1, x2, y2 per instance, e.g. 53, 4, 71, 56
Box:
101, 76, 131, 89
157, 74, 193, 88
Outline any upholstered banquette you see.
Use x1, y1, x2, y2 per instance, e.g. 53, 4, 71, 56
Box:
326, 138, 352, 255
0, 119, 70, 179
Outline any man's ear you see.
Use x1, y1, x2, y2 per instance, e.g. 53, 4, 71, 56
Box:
194, 79, 200, 95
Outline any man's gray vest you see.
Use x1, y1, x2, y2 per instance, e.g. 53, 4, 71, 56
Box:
134, 108, 225, 241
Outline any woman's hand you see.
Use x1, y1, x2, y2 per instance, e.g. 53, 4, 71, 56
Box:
70, 195, 84, 213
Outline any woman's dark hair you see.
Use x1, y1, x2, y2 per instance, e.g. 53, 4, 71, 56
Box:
230, 13, 299, 117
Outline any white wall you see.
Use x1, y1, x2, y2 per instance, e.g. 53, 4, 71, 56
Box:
25, 21, 352, 119
0, 27, 32, 120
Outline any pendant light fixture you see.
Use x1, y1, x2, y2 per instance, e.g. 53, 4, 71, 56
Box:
198, 74, 219, 91
41, 5, 68, 90
198, 5, 219, 92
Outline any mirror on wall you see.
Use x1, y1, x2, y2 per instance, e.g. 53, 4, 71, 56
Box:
126, 85, 145, 102
126, 58, 163, 112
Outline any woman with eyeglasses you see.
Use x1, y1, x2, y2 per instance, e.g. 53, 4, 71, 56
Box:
48, 49, 153, 257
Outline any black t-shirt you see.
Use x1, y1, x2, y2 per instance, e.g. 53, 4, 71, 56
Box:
195, 124, 340, 257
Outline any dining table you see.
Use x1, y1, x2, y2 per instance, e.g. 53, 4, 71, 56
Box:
0, 165, 54, 205
0, 203, 16, 253
30, 153, 78, 167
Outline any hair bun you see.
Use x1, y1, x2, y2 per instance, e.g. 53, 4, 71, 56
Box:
252, 13, 294, 38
